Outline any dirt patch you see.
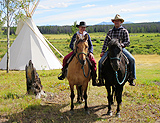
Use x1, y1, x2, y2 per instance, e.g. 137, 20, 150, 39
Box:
154, 82, 160, 86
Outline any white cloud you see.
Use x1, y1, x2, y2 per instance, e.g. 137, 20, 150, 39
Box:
120, 9, 131, 12
134, 14, 148, 17
82, 4, 96, 8
38, 5, 50, 9
34, 0, 160, 25
38, 2, 69, 9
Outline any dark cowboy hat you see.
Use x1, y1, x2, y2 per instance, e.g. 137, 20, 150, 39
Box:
76, 21, 88, 28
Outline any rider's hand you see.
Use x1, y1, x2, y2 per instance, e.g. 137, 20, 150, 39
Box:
89, 52, 94, 59
121, 43, 125, 48
100, 52, 104, 57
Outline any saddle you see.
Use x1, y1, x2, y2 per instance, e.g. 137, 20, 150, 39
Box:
67, 53, 92, 67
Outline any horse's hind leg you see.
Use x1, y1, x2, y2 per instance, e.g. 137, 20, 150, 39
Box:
115, 86, 123, 118
82, 84, 89, 114
76, 85, 83, 103
105, 85, 112, 116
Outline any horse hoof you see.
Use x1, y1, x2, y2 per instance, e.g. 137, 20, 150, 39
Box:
107, 111, 112, 116
77, 101, 81, 104
77, 100, 82, 104
69, 110, 74, 116
116, 112, 121, 118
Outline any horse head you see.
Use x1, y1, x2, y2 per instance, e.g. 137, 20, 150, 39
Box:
108, 36, 122, 71
74, 34, 88, 65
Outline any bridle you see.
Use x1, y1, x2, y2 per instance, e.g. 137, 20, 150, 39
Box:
109, 44, 127, 85
75, 39, 90, 78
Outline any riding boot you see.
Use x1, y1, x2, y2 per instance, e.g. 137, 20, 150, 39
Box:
91, 68, 98, 86
98, 70, 105, 86
58, 64, 68, 80
129, 79, 135, 86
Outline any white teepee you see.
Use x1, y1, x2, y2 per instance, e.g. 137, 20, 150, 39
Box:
0, 1, 63, 70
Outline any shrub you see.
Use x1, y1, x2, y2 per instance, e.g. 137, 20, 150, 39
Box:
96, 40, 101, 43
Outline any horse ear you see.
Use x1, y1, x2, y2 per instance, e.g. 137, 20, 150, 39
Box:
84, 34, 88, 41
76, 34, 80, 40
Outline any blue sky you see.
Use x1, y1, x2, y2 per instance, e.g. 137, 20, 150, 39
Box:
32, 0, 160, 26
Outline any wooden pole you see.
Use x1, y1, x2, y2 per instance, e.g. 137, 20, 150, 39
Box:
7, 0, 10, 73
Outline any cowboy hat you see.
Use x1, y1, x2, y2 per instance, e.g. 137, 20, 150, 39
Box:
111, 14, 124, 23
76, 21, 88, 28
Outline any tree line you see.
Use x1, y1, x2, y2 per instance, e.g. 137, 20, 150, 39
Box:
2, 22, 160, 35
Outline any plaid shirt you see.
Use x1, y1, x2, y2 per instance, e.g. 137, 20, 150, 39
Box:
102, 26, 130, 53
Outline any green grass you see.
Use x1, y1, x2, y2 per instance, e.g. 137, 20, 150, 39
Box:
0, 55, 160, 122
0, 33, 160, 60
0, 33, 160, 122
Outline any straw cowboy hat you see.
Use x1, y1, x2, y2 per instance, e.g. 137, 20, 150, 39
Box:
111, 14, 124, 23
76, 21, 88, 28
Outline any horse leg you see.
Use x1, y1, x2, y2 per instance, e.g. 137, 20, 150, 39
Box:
115, 86, 123, 118
111, 86, 116, 105
79, 85, 83, 102
76, 85, 82, 103
105, 85, 112, 116
70, 84, 75, 113
82, 84, 89, 114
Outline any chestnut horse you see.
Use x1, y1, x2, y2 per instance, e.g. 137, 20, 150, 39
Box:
67, 34, 91, 114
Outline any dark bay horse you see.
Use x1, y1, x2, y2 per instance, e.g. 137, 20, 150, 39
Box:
67, 34, 91, 114
102, 37, 131, 117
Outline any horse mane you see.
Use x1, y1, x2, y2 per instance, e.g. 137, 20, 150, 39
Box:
73, 38, 83, 50
73, 35, 88, 50
108, 38, 121, 47
108, 38, 120, 47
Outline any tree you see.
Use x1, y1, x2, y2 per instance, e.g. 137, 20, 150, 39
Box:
68, 21, 78, 39
0, 0, 35, 73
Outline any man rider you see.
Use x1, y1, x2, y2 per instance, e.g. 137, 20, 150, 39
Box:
98, 14, 136, 86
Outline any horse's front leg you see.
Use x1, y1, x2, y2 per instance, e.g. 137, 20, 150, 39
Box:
115, 85, 123, 118
70, 84, 75, 114
111, 85, 116, 105
105, 84, 112, 116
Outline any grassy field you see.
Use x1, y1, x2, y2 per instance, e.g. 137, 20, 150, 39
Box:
0, 33, 160, 60
0, 33, 160, 122
0, 55, 160, 122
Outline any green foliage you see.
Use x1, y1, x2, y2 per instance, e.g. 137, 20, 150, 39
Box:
68, 21, 78, 39
3, 92, 19, 99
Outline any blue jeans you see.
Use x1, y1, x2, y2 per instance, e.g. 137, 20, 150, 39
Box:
98, 51, 108, 79
122, 48, 136, 79
98, 48, 136, 79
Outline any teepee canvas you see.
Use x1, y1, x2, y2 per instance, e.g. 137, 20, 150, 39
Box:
0, 1, 63, 70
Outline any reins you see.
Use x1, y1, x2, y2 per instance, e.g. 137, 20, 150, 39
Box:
115, 62, 127, 85
110, 53, 128, 85
76, 52, 90, 78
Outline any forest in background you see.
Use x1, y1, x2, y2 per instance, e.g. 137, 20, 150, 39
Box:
2, 22, 160, 35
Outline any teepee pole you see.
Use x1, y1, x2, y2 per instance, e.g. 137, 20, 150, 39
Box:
43, 36, 64, 58
25, 20, 64, 58
30, 0, 36, 13
31, 0, 40, 17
